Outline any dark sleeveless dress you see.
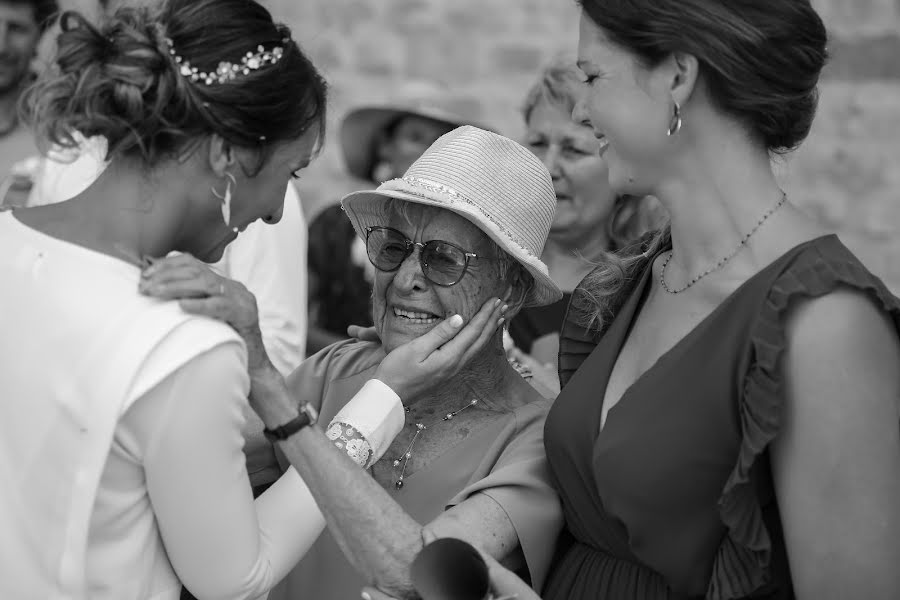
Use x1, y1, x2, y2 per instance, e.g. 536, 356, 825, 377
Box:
542, 235, 900, 599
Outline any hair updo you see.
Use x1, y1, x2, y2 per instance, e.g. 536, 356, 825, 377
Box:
23, 0, 327, 172
578, 0, 828, 153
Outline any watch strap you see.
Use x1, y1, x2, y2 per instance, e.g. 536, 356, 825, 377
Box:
264, 404, 316, 442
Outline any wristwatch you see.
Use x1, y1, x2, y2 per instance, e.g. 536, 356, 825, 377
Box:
263, 402, 319, 442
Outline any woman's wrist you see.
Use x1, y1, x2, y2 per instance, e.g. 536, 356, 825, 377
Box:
248, 361, 298, 428
242, 325, 272, 372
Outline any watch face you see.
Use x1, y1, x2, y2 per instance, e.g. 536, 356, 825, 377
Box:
300, 402, 318, 425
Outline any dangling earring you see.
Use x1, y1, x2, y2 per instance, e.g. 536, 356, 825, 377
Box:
211, 172, 237, 226
667, 100, 682, 137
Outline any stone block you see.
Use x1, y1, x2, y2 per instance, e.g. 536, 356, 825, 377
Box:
490, 43, 546, 76
812, 0, 900, 36
824, 33, 900, 80
403, 31, 479, 81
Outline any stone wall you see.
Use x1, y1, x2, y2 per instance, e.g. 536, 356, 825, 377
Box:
263, 0, 900, 293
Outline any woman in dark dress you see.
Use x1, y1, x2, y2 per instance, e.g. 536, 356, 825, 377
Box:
368, 1, 900, 599
537, 0, 900, 597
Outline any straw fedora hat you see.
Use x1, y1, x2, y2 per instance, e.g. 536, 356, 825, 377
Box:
340, 80, 493, 182
341, 126, 563, 307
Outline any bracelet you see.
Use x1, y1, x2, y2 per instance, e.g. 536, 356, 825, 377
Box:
325, 421, 374, 468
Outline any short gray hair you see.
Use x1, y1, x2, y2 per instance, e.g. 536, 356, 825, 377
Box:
521, 56, 584, 126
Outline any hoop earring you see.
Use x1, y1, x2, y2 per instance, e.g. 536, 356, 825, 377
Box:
667, 100, 682, 137
211, 172, 237, 226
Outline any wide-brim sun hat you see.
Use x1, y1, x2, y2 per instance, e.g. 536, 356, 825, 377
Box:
340, 80, 493, 182
341, 125, 563, 307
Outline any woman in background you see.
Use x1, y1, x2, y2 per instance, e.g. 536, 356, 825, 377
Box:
509, 58, 664, 393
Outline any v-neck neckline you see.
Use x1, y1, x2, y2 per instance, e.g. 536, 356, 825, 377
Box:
595, 234, 836, 435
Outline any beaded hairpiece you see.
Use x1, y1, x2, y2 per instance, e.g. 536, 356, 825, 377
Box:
165, 38, 285, 85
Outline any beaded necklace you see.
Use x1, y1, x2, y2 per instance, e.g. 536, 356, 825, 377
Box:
660, 191, 787, 294
391, 398, 479, 490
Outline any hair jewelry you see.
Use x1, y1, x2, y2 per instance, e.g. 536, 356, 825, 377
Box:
165, 38, 285, 85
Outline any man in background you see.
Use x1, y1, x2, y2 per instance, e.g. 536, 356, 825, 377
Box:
0, 0, 57, 205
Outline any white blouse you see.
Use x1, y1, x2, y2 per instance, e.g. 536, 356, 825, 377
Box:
0, 212, 402, 599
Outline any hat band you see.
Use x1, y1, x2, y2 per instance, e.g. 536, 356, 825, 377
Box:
383, 176, 539, 259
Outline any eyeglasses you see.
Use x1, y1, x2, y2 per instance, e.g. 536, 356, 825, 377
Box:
365, 226, 482, 287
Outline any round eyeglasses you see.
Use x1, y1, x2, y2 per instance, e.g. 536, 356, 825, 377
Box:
365, 226, 483, 287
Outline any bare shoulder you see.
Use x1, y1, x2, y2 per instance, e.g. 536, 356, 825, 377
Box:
786, 287, 899, 358
784, 287, 900, 411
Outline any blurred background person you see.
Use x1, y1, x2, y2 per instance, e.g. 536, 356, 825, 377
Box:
0, 0, 57, 207
306, 80, 490, 353
306, 203, 375, 353
508, 58, 665, 394
340, 79, 491, 183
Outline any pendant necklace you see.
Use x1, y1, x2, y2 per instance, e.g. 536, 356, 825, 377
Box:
391, 397, 480, 490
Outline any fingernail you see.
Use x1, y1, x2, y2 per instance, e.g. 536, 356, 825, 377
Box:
449, 314, 463, 328
500, 304, 509, 315
497, 317, 505, 327
494, 298, 502, 307
361, 593, 371, 600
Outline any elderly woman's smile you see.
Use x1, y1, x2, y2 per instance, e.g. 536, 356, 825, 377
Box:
390, 305, 441, 324
372, 202, 505, 354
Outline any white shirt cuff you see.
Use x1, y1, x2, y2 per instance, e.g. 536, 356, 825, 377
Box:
328, 379, 405, 465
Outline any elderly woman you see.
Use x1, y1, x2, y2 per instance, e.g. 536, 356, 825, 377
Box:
508, 58, 664, 387
142, 126, 564, 599
307, 82, 489, 354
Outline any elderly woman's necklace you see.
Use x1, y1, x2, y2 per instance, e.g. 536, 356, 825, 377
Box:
391, 398, 480, 490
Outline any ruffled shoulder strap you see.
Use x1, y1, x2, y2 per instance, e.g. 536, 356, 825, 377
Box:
709, 238, 900, 599
559, 231, 667, 388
